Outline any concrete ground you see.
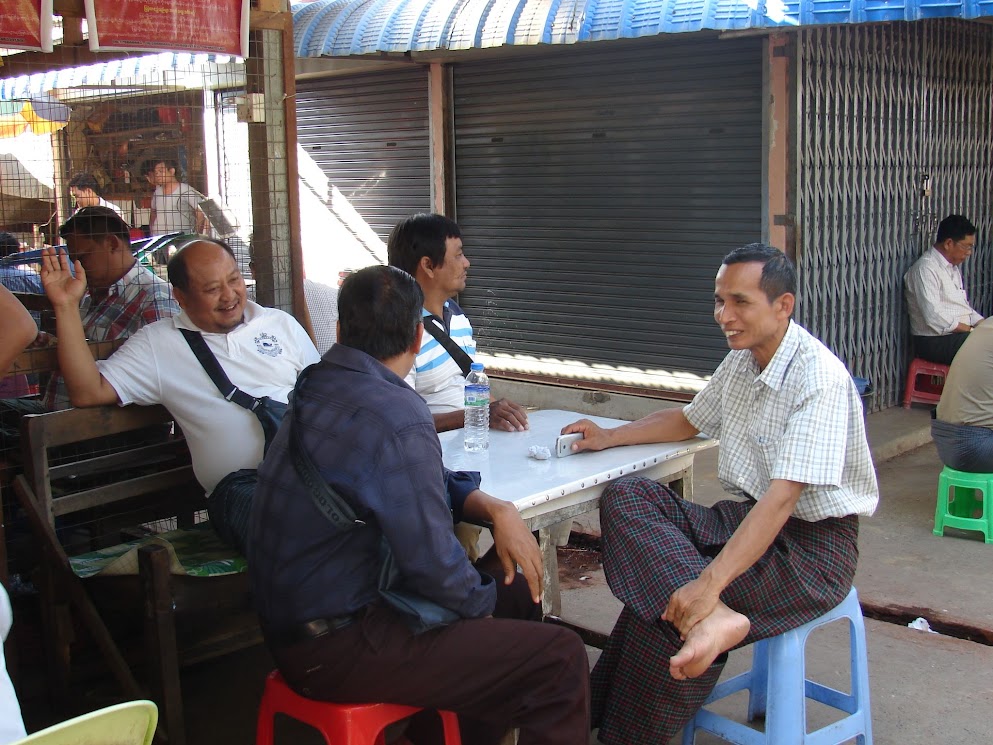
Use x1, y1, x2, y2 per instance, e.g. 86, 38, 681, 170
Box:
21, 404, 993, 743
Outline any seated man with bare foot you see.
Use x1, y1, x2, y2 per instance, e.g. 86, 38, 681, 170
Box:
563, 243, 879, 744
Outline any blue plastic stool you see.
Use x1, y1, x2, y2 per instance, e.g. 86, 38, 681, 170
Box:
933, 467, 993, 543
682, 587, 872, 745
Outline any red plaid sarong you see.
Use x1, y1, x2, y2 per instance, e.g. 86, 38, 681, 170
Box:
591, 477, 859, 744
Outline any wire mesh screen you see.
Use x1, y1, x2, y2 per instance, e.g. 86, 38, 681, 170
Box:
0, 31, 295, 588
795, 20, 993, 410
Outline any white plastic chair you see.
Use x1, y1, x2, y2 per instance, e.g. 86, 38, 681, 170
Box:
10, 700, 157, 745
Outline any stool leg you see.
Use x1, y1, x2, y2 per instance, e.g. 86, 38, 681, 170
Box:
933, 472, 949, 537
765, 633, 807, 741
438, 711, 463, 745
850, 615, 873, 745
746, 639, 770, 722
255, 692, 276, 745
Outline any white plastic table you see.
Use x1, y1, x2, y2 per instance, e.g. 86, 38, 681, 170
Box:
440, 409, 716, 615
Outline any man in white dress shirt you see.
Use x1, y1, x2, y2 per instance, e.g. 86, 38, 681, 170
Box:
904, 214, 984, 365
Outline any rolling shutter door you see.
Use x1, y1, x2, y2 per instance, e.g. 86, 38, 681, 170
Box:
296, 69, 431, 242
453, 36, 763, 387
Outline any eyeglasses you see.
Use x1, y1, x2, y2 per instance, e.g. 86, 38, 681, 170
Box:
953, 239, 975, 252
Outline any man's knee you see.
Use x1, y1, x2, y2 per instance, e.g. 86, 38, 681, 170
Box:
601, 476, 679, 525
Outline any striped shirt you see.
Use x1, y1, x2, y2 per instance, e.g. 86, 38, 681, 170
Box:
904, 247, 983, 336
405, 300, 476, 413
46, 262, 179, 408
683, 321, 878, 522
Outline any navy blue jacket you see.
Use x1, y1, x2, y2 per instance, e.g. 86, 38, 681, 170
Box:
248, 343, 495, 632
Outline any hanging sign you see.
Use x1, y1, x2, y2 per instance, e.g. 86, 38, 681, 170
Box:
85, 0, 249, 58
0, 0, 54, 52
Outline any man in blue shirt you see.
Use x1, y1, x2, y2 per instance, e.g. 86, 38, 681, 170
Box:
249, 265, 589, 745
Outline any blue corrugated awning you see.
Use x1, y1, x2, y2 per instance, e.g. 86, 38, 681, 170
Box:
0, 52, 237, 101
292, 0, 993, 56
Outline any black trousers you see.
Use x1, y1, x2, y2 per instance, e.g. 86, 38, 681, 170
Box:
913, 332, 970, 366
268, 575, 590, 745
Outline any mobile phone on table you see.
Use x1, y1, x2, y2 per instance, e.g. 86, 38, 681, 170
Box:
555, 432, 584, 458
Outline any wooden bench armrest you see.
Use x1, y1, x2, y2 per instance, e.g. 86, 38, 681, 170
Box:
9, 339, 125, 377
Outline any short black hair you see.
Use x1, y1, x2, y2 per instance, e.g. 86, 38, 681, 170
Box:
142, 157, 181, 178
338, 265, 424, 361
935, 215, 976, 244
0, 232, 20, 259
722, 243, 797, 303
166, 237, 236, 292
387, 213, 462, 277
59, 206, 131, 245
68, 173, 100, 192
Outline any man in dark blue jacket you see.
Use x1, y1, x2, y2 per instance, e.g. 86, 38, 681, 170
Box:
249, 265, 589, 745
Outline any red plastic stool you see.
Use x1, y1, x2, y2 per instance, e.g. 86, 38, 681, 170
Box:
902, 358, 949, 409
256, 670, 462, 745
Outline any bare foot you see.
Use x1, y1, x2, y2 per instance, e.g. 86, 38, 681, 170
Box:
669, 601, 750, 680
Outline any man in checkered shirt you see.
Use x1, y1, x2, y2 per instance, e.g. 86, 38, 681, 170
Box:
563, 243, 879, 744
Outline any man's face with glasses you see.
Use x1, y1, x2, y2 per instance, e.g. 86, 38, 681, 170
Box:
943, 234, 976, 266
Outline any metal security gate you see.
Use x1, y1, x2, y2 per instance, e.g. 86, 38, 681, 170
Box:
795, 20, 993, 410
295, 69, 431, 242
452, 36, 763, 393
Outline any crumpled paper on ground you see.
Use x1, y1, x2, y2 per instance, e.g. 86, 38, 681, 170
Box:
907, 617, 937, 633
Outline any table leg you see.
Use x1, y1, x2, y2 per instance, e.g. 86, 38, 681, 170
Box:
538, 527, 561, 617
665, 464, 694, 502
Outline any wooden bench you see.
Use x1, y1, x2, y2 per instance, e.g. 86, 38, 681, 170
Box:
13, 404, 258, 745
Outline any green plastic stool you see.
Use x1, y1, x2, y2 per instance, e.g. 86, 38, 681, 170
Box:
934, 467, 993, 543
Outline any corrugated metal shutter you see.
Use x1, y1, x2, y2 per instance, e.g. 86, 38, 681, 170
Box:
795, 20, 993, 410
295, 69, 431, 242
452, 36, 763, 390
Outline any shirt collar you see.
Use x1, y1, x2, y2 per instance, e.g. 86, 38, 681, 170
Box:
102, 261, 144, 298
755, 320, 800, 391
927, 246, 959, 274
322, 343, 411, 390
422, 300, 453, 332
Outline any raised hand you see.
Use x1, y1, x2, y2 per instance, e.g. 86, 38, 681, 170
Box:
40, 246, 87, 309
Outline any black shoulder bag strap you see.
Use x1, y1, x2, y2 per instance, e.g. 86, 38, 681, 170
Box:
286, 369, 366, 532
179, 327, 287, 449
421, 315, 473, 377
179, 328, 264, 413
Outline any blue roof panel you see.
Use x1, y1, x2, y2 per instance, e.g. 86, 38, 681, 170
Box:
292, 0, 993, 56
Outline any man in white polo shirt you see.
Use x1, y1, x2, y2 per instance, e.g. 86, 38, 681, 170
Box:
40, 238, 319, 552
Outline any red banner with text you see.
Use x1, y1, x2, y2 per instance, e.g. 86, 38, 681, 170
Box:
85, 0, 249, 58
0, 0, 54, 52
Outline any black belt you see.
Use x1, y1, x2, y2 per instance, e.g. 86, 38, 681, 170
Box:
266, 614, 357, 647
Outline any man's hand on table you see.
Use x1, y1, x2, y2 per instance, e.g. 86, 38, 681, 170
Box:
560, 419, 612, 452
489, 398, 529, 432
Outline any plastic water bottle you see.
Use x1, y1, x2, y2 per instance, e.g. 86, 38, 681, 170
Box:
464, 362, 490, 452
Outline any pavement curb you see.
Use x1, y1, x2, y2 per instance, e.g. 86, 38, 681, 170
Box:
869, 422, 933, 464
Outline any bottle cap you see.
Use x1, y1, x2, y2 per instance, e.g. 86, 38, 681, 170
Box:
470, 362, 484, 372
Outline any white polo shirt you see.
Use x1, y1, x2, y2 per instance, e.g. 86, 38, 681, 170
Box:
98, 302, 320, 494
